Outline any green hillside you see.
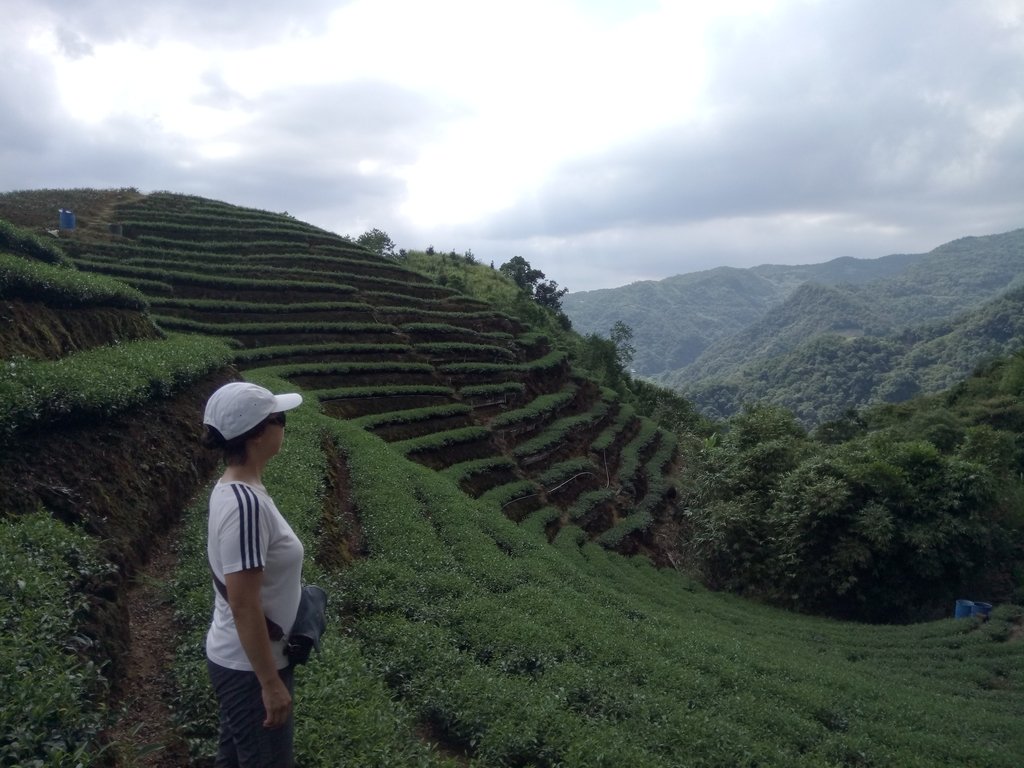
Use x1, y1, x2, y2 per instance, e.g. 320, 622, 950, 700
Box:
666, 283, 1024, 425
674, 282, 893, 384
562, 266, 787, 374
2, 191, 1023, 767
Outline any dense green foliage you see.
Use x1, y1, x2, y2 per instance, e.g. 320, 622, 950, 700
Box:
0, 335, 233, 435
498, 255, 570, 315
0, 252, 148, 309
0, 513, 113, 767
679, 354, 1024, 621
0, 218, 71, 265
356, 227, 397, 258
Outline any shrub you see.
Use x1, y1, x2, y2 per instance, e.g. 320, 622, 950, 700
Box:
0, 253, 148, 309
0, 334, 233, 435
0, 512, 113, 767
0, 218, 70, 265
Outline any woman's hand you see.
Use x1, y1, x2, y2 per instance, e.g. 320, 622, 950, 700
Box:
261, 675, 293, 728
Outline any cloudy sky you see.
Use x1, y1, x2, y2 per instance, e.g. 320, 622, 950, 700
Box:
3, 0, 1023, 292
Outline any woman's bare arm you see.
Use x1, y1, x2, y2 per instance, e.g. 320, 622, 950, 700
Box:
224, 568, 292, 728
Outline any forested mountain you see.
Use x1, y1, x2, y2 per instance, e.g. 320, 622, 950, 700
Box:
664, 283, 1024, 425
673, 282, 892, 384
563, 250, 924, 375
565, 228, 1024, 424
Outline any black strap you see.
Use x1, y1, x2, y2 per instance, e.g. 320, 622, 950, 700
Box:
211, 570, 285, 641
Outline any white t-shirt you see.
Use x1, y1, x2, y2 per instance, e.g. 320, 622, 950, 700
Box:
206, 480, 304, 671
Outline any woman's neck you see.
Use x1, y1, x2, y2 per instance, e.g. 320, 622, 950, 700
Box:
221, 461, 266, 486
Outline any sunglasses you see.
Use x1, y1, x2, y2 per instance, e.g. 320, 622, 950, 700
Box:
266, 412, 287, 427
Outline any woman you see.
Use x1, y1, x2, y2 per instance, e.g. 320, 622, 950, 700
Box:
202, 381, 304, 768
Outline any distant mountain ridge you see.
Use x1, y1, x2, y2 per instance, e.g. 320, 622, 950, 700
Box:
563, 228, 1024, 424
563, 250, 925, 375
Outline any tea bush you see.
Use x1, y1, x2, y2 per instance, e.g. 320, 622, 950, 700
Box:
478, 479, 541, 508
393, 426, 492, 457
0, 512, 113, 767
441, 456, 517, 484
262, 361, 435, 378
536, 457, 598, 488
489, 386, 577, 429
400, 322, 513, 341
415, 341, 517, 361
234, 342, 412, 363
76, 259, 359, 295
150, 297, 374, 314
352, 403, 472, 431
0, 253, 147, 309
313, 384, 454, 401
0, 218, 70, 265
154, 317, 393, 336
459, 382, 524, 398
0, 334, 233, 435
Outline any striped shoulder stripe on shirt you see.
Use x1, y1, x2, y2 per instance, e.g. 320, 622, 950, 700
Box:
229, 483, 264, 570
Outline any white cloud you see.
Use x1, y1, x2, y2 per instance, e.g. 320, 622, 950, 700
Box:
1, 0, 1023, 292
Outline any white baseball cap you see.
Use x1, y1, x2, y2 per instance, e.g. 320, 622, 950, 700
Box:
203, 382, 303, 440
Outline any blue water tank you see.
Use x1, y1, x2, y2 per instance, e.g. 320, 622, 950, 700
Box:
954, 599, 974, 618
59, 209, 76, 229
971, 601, 993, 619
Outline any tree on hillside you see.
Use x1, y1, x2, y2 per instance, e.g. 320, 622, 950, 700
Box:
679, 405, 813, 596
628, 378, 712, 434
610, 321, 636, 371
578, 333, 623, 389
357, 228, 397, 259
499, 256, 567, 309
770, 436, 1007, 621
499, 255, 571, 324
533, 279, 569, 312
499, 256, 545, 292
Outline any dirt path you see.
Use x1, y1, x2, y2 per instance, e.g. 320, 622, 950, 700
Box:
107, 532, 191, 767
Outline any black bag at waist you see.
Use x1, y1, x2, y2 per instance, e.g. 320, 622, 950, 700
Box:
210, 573, 328, 664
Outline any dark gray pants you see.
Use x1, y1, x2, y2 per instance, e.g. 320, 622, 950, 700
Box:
207, 659, 295, 768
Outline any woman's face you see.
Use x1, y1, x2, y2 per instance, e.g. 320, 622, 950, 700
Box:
263, 412, 286, 455
249, 412, 286, 461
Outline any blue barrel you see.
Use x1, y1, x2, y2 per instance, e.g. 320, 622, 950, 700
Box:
954, 599, 974, 618
971, 601, 993, 619
59, 209, 76, 229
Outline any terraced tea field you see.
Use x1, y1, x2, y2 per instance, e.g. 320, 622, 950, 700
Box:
59, 192, 676, 547
1, 190, 1022, 767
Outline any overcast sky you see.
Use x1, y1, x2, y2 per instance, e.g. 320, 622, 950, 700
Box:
3, 0, 1023, 292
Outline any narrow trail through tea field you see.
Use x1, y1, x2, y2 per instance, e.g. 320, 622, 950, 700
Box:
108, 531, 189, 767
